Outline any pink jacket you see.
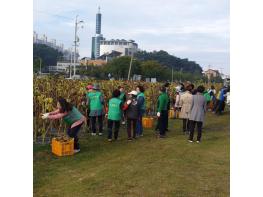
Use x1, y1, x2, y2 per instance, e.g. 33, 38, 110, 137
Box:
48, 109, 86, 128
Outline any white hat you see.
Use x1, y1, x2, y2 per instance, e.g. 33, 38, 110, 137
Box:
128, 90, 138, 95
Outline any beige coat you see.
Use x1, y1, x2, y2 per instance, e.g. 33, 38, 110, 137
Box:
179, 91, 193, 119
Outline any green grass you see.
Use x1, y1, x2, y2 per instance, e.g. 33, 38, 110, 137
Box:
34, 112, 230, 197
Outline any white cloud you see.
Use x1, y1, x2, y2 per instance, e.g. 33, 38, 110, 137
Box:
33, 0, 229, 73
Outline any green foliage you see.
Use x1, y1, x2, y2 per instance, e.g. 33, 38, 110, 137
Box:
135, 50, 203, 74
104, 56, 141, 80
33, 44, 63, 72
140, 60, 168, 80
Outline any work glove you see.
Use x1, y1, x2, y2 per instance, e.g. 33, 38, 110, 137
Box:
157, 112, 161, 117
41, 113, 49, 119
126, 100, 132, 105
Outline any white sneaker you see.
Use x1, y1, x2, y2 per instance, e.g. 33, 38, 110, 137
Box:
122, 121, 126, 125
108, 139, 112, 142
91, 133, 96, 136
99, 132, 103, 136
196, 141, 200, 143
188, 140, 193, 143
74, 149, 80, 153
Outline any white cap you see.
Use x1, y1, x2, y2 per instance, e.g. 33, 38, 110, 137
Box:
128, 90, 138, 95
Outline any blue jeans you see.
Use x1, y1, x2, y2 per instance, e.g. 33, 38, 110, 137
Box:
136, 110, 145, 136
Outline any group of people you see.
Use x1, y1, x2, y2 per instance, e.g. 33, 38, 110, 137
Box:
41, 82, 230, 154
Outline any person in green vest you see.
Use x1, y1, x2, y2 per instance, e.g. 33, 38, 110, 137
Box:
136, 85, 146, 137
41, 97, 86, 153
118, 85, 126, 125
86, 84, 105, 136
157, 86, 169, 138
106, 89, 123, 141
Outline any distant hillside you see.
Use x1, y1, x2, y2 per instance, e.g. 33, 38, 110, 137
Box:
135, 50, 203, 74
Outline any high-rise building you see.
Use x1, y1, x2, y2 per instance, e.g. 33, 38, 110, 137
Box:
91, 7, 104, 59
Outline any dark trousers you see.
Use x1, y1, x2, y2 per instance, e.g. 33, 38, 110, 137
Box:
216, 100, 224, 114
136, 115, 143, 136
213, 99, 219, 112
183, 119, 190, 132
165, 111, 169, 131
91, 115, 103, 133
127, 118, 137, 139
107, 119, 120, 140
189, 121, 203, 141
159, 110, 168, 136
86, 109, 91, 131
67, 123, 83, 150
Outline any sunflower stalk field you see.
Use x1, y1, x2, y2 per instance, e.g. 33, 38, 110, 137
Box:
33, 76, 222, 143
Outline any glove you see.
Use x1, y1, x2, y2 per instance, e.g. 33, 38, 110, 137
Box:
126, 100, 132, 105
157, 112, 161, 117
41, 113, 49, 119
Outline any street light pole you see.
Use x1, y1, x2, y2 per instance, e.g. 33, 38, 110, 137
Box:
73, 15, 78, 78
72, 15, 84, 78
127, 55, 133, 81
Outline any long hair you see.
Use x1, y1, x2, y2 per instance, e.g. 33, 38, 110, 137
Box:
58, 97, 73, 113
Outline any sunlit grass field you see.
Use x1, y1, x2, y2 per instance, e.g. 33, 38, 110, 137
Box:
34, 111, 230, 197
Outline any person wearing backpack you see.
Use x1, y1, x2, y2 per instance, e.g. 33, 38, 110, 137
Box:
106, 89, 123, 141
123, 90, 139, 141
86, 84, 105, 136
41, 97, 86, 153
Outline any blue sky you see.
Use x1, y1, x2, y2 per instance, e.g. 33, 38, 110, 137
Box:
33, 0, 229, 74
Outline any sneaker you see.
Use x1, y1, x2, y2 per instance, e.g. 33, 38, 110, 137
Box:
74, 149, 80, 153
99, 132, 103, 136
91, 133, 96, 136
196, 141, 200, 143
122, 121, 126, 125
140, 134, 144, 137
128, 138, 132, 141
188, 140, 193, 143
108, 139, 112, 142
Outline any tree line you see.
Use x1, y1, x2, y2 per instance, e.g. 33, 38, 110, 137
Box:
33, 43, 222, 83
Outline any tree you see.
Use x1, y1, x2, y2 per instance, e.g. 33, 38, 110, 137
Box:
33, 44, 63, 72
135, 50, 203, 74
140, 60, 169, 80
104, 56, 141, 80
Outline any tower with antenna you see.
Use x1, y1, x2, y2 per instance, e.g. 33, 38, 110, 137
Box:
91, 6, 104, 59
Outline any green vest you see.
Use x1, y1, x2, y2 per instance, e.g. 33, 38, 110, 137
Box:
157, 93, 169, 112
108, 98, 122, 121
203, 91, 211, 102
88, 91, 103, 111
119, 92, 125, 101
63, 107, 83, 126
137, 92, 146, 110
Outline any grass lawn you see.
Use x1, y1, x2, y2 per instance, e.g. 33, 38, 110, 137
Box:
33, 111, 230, 197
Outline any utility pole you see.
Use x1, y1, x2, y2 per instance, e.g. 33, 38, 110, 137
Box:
180, 68, 183, 83
70, 48, 72, 78
171, 67, 174, 83
39, 58, 42, 74
127, 55, 133, 81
